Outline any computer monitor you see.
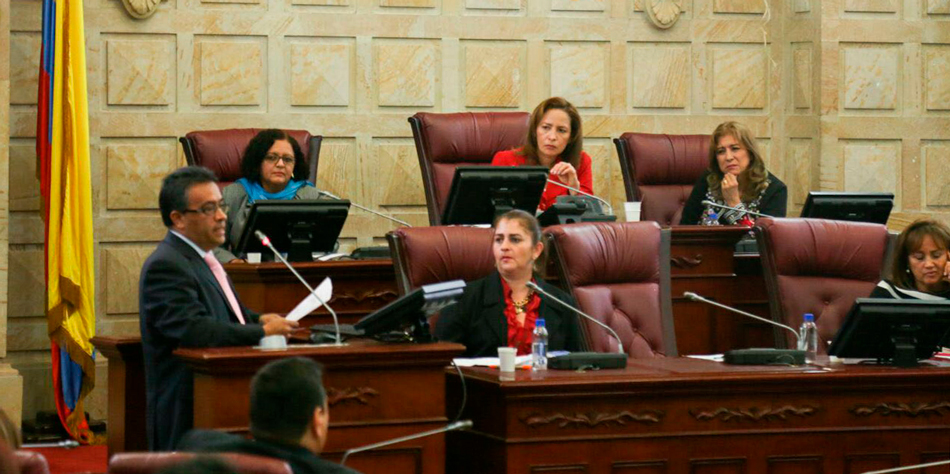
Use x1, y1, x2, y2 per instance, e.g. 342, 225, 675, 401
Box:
236, 199, 350, 262
441, 166, 549, 225
800, 192, 894, 225
354, 280, 466, 342
827, 298, 950, 367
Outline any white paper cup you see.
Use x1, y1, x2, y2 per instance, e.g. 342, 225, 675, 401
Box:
259, 335, 287, 350
497, 347, 517, 373
624, 202, 642, 222
246, 252, 262, 264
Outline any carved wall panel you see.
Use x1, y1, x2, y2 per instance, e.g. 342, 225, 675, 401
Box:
375, 40, 440, 108
464, 0, 522, 12
548, 42, 609, 109
923, 142, 950, 207
710, 45, 767, 110
7, 249, 43, 319
196, 36, 267, 107
551, 0, 604, 13
9, 32, 40, 105
788, 138, 813, 206
843, 0, 898, 14
105, 35, 176, 107
928, 0, 950, 15
841, 44, 900, 111
288, 38, 355, 107
713, 0, 763, 14
922, 45, 950, 111
792, 46, 812, 110
9, 141, 39, 212
462, 40, 525, 108
105, 140, 178, 210
102, 246, 154, 315
842, 140, 901, 208
630, 43, 690, 109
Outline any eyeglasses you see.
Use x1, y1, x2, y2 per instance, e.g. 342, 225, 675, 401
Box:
264, 154, 296, 166
182, 201, 229, 217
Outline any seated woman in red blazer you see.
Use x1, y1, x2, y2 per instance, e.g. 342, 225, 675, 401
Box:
492, 97, 593, 212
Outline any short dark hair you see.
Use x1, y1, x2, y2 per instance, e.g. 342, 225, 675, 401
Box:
159, 167, 218, 227
157, 456, 238, 474
249, 357, 327, 444
241, 129, 310, 184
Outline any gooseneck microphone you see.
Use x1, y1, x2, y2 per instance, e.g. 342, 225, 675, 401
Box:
701, 200, 773, 219
546, 180, 614, 216
255, 230, 343, 345
683, 292, 800, 343
340, 420, 473, 466
526, 281, 624, 355
319, 190, 411, 228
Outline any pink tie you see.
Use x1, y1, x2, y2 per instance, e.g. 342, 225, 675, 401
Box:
203, 253, 246, 324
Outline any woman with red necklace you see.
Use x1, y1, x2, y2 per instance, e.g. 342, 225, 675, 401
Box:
435, 210, 584, 358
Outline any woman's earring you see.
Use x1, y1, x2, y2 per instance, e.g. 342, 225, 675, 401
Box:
906, 268, 911, 273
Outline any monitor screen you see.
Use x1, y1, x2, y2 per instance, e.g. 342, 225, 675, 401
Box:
800, 192, 894, 225
828, 298, 950, 365
441, 166, 549, 225
236, 199, 350, 262
354, 279, 465, 340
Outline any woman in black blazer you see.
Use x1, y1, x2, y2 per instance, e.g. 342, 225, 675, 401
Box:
435, 210, 584, 358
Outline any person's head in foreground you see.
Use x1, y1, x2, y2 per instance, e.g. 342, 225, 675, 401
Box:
249, 357, 330, 454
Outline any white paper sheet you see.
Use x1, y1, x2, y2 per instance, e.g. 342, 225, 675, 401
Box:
686, 354, 725, 362
453, 355, 533, 367
285, 277, 333, 322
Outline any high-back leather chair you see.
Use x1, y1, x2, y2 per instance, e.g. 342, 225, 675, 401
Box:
409, 112, 529, 225
108, 452, 292, 474
614, 133, 710, 226
179, 129, 322, 188
387, 226, 496, 332
754, 218, 891, 352
14, 451, 50, 474
544, 221, 677, 358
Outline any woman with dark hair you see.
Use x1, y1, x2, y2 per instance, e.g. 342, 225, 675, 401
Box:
435, 210, 584, 357
215, 129, 323, 263
679, 121, 787, 225
871, 219, 950, 299
492, 97, 593, 212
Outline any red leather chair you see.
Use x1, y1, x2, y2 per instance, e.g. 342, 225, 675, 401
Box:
754, 218, 892, 352
108, 452, 292, 474
544, 221, 677, 358
179, 129, 322, 188
387, 226, 495, 332
614, 133, 710, 226
408, 112, 529, 225
14, 451, 50, 474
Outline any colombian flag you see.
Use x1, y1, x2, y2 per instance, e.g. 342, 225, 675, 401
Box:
36, 0, 96, 444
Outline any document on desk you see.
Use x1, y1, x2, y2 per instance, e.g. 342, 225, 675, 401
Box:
453, 351, 569, 367
686, 354, 725, 362
285, 277, 333, 322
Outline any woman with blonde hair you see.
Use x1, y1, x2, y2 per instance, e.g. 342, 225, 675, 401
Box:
492, 97, 593, 212
680, 121, 787, 225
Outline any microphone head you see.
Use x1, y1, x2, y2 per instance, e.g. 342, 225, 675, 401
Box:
320, 190, 341, 200
254, 230, 270, 246
525, 281, 540, 291
683, 292, 700, 301
701, 200, 715, 207
451, 420, 474, 431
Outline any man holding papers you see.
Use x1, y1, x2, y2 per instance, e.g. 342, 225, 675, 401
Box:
139, 167, 298, 451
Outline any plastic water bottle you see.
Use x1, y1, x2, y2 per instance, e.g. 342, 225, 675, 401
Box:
798, 313, 818, 364
701, 210, 720, 226
532, 318, 549, 371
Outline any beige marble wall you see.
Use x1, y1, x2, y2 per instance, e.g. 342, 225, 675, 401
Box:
1, 0, 24, 430
5, 0, 940, 424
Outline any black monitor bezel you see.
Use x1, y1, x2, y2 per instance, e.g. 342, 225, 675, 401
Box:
235, 199, 350, 260
441, 166, 549, 225
827, 298, 950, 363
354, 280, 465, 340
799, 192, 894, 225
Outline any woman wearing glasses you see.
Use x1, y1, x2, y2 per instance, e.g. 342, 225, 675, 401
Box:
215, 129, 322, 263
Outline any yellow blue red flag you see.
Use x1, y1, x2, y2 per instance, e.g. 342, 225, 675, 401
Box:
36, 0, 96, 443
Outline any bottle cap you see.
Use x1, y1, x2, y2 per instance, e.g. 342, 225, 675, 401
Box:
803, 313, 814, 322
536, 318, 545, 328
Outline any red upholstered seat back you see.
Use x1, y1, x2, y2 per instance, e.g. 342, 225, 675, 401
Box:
180, 129, 321, 188
108, 452, 293, 474
615, 133, 710, 226
755, 218, 890, 352
545, 222, 677, 358
409, 112, 530, 225
387, 226, 496, 333
14, 450, 50, 474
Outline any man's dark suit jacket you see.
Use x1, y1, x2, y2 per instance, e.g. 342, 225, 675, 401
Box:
179, 430, 361, 474
434, 271, 585, 357
139, 232, 265, 451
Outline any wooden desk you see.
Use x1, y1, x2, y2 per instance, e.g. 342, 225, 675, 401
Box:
225, 259, 399, 325
445, 358, 950, 474
91, 335, 148, 456
176, 341, 464, 474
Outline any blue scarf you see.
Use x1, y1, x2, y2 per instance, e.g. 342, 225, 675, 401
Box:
237, 178, 313, 204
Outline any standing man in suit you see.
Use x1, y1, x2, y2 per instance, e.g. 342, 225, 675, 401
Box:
140, 166, 298, 451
